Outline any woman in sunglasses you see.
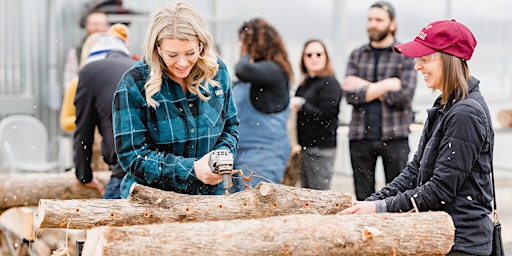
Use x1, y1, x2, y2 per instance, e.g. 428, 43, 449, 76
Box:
290, 39, 342, 190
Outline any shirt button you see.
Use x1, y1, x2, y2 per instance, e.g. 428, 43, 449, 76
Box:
188, 103, 193, 107
190, 128, 195, 133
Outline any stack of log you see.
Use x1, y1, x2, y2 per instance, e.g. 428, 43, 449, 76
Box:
35, 182, 456, 256
0, 171, 111, 255
0, 171, 111, 210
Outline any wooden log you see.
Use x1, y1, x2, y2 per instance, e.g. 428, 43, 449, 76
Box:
82, 212, 455, 256
36, 183, 353, 229
282, 145, 301, 187
0, 171, 111, 210
0, 206, 35, 241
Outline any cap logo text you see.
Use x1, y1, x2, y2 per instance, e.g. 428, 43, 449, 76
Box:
417, 31, 427, 40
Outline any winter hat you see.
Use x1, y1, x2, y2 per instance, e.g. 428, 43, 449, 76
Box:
108, 23, 129, 42
86, 23, 130, 64
394, 19, 477, 61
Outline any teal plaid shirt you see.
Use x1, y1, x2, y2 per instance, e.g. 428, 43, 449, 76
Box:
112, 58, 239, 198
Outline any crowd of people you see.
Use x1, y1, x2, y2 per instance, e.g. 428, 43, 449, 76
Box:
59, 0, 494, 254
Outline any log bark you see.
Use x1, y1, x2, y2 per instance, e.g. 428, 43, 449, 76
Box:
82, 212, 455, 256
0, 171, 111, 210
36, 183, 352, 229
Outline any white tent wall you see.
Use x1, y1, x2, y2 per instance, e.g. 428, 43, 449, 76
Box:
0, 0, 511, 169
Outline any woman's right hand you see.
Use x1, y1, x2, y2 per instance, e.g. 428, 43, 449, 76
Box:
290, 96, 306, 112
194, 152, 222, 185
84, 175, 105, 196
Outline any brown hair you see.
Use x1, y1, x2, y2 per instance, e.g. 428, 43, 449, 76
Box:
299, 39, 335, 86
238, 18, 294, 84
439, 52, 470, 104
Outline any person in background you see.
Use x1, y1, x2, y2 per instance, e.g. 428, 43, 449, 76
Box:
61, 24, 130, 173
231, 18, 294, 191
60, 32, 101, 132
340, 19, 493, 256
290, 39, 342, 190
342, 1, 417, 200
112, 0, 238, 198
77, 9, 109, 61
73, 23, 135, 199
61, 24, 129, 132
63, 9, 109, 89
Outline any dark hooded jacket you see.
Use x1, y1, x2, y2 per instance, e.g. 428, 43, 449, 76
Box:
367, 77, 493, 255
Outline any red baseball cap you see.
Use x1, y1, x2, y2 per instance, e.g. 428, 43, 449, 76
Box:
394, 19, 477, 60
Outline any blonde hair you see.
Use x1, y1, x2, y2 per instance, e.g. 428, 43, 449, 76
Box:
79, 32, 102, 68
143, 0, 219, 108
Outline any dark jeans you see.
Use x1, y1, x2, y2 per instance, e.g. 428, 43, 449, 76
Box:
349, 138, 409, 200
103, 176, 123, 199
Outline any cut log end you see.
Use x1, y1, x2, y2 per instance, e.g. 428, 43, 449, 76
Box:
258, 183, 273, 196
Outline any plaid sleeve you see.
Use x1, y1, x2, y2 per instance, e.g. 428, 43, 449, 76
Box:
113, 69, 197, 191
344, 49, 369, 106
212, 60, 239, 157
382, 54, 417, 108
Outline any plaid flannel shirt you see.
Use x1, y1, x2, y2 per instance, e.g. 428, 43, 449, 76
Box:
344, 42, 417, 140
113, 58, 239, 197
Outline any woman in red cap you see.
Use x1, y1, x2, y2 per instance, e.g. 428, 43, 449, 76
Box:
339, 20, 494, 256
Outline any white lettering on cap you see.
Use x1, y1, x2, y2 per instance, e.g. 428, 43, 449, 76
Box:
416, 24, 432, 40
417, 31, 427, 40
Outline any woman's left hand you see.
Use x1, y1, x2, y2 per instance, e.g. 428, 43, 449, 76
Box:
337, 200, 377, 214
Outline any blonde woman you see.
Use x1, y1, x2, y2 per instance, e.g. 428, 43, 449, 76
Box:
112, 0, 238, 198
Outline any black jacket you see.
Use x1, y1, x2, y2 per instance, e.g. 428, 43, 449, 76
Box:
295, 75, 342, 148
367, 77, 493, 255
235, 55, 290, 114
74, 51, 136, 183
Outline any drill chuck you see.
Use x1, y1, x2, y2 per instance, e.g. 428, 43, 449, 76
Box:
208, 150, 234, 194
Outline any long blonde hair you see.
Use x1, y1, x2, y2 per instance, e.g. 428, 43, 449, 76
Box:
143, 0, 219, 108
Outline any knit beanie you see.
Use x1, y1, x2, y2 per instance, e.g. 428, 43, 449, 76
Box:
109, 23, 129, 42
85, 23, 130, 64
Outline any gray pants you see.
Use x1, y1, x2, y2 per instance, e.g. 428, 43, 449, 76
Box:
299, 146, 336, 190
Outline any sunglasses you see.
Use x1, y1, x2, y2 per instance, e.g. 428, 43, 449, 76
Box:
306, 52, 323, 58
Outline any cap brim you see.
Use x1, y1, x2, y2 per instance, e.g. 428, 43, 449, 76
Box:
394, 40, 437, 58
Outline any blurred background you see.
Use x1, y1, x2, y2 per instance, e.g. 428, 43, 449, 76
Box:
1, 0, 511, 137
0, 0, 511, 250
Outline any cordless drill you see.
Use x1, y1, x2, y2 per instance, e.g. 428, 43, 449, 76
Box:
208, 150, 234, 195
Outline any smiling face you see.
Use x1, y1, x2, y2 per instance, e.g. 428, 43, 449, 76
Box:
158, 38, 202, 84
415, 52, 443, 90
303, 41, 327, 77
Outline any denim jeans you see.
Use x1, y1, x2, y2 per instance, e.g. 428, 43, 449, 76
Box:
103, 176, 123, 199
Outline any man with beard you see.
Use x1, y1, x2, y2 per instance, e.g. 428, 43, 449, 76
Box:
341, 1, 417, 201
